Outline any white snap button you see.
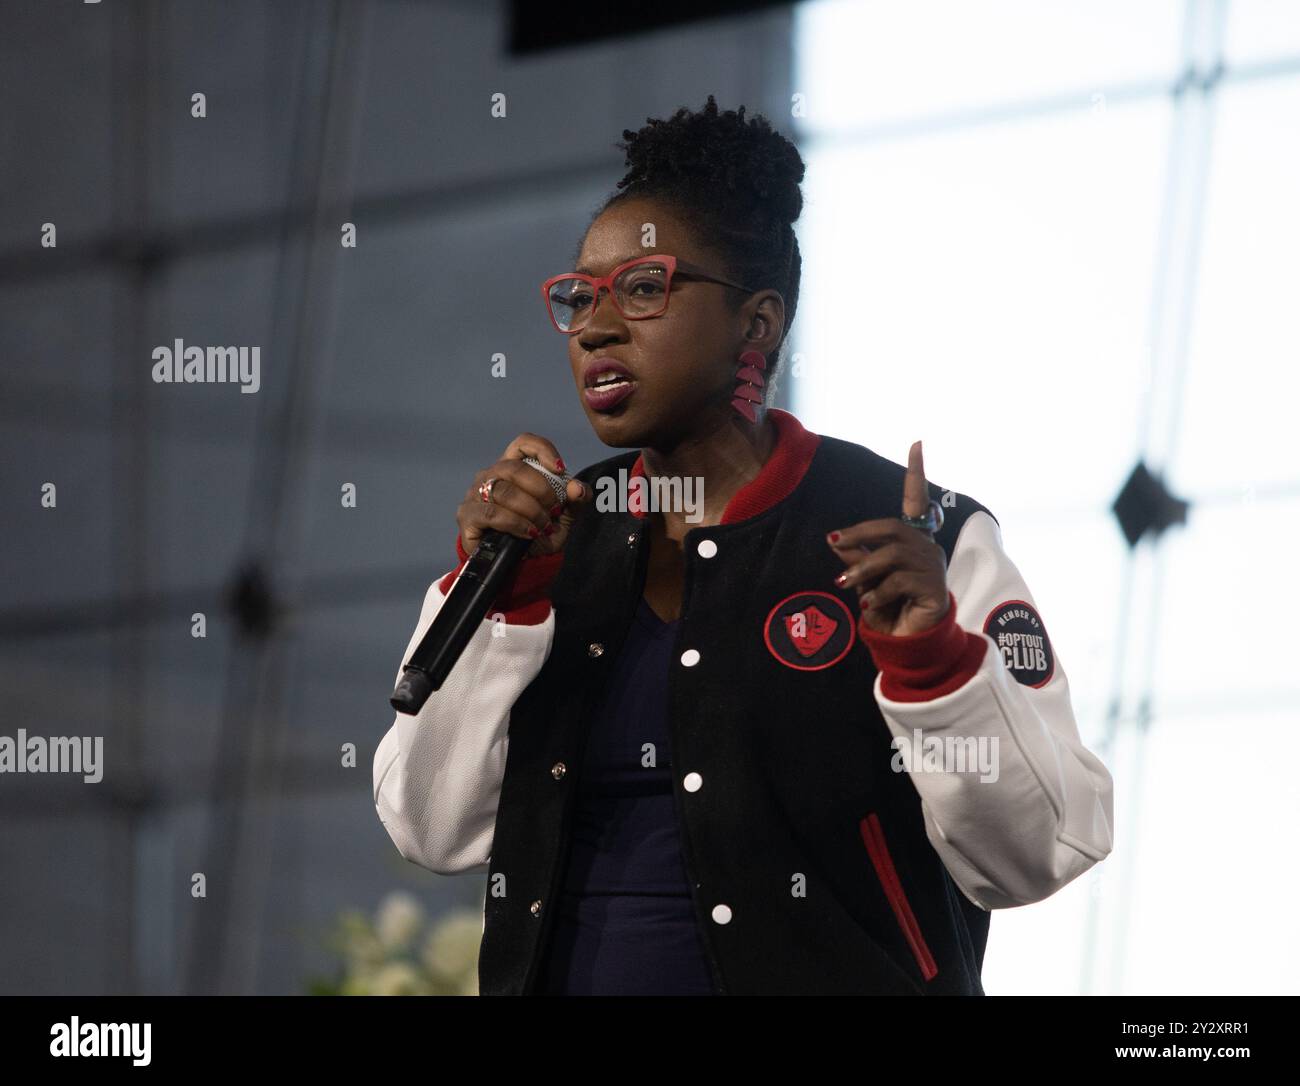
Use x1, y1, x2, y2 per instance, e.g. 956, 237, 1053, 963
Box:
711, 904, 732, 925
697, 539, 717, 558
680, 648, 700, 667
683, 772, 702, 792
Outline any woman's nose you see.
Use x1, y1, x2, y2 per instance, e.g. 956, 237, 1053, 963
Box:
580, 288, 627, 341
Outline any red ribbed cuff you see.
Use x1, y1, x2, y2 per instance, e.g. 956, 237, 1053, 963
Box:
435, 533, 562, 627
857, 591, 988, 702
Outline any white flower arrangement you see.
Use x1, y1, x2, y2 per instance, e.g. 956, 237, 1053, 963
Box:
309, 891, 480, 996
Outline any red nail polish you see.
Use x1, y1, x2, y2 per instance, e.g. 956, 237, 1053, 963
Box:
860, 596, 871, 610
550, 503, 563, 517
528, 527, 540, 538
828, 531, 841, 543
555, 457, 565, 472
835, 573, 848, 587
544, 524, 555, 536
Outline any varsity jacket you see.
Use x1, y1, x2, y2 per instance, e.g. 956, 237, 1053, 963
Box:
373, 408, 1115, 995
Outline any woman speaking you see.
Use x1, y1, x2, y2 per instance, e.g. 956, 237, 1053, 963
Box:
373, 96, 1114, 996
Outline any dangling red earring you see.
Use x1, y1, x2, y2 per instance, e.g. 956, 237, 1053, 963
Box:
731, 348, 766, 423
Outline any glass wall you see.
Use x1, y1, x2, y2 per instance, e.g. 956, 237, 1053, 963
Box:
793, 0, 1300, 994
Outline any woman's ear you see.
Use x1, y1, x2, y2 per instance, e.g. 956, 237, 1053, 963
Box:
745, 291, 785, 354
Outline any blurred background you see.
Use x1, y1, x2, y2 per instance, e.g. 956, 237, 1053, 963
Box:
1, 0, 1297, 996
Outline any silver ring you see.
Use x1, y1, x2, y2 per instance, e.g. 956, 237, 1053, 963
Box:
899, 498, 943, 536
478, 477, 499, 504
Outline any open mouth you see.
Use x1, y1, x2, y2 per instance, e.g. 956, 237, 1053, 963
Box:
583, 377, 637, 412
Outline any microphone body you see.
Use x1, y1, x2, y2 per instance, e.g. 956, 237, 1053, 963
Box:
389, 457, 569, 715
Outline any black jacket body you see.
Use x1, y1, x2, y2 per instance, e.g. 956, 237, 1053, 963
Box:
478, 433, 994, 996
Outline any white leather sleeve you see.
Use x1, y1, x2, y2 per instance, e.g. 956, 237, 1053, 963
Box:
372, 574, 555, 875
873, 510, 1114, 911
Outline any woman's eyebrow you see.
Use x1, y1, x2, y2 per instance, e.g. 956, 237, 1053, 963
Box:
575, 252, 644, 276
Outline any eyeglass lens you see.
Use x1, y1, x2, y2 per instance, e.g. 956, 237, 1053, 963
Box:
547, 261, 670, 331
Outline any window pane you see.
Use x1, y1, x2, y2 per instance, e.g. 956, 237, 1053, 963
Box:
791, 99, 1169, 515
1112, 706, 1300, 994
795, 0, 1184, 131
1152, 498, 1300, 704
1225, 0, 1300, 66
1173, 76, 1300, 494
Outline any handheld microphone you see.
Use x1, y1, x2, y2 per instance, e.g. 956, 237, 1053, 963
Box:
389, 457, 570, 716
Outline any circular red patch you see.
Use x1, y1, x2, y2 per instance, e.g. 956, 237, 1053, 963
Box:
763, 591, 856, 671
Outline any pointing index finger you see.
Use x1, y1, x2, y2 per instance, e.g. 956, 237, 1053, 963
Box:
903, 440, 929, 520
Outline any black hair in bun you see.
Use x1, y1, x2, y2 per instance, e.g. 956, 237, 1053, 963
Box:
594, 95, 805, 392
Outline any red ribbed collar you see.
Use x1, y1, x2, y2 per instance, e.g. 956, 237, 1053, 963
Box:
626, 408, 821, 524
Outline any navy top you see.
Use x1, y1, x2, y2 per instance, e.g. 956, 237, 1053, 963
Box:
535, 596, 716, 995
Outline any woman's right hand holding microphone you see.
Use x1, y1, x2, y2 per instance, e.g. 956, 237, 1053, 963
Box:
457, 433, 593, 559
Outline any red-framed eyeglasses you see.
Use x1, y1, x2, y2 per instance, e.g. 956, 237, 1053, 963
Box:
540, 254, 757, 334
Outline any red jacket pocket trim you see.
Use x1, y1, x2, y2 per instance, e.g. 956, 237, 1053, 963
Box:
859, 811, 939, 982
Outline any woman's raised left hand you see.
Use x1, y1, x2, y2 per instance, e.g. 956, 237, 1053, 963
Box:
825, 440, 950, 637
